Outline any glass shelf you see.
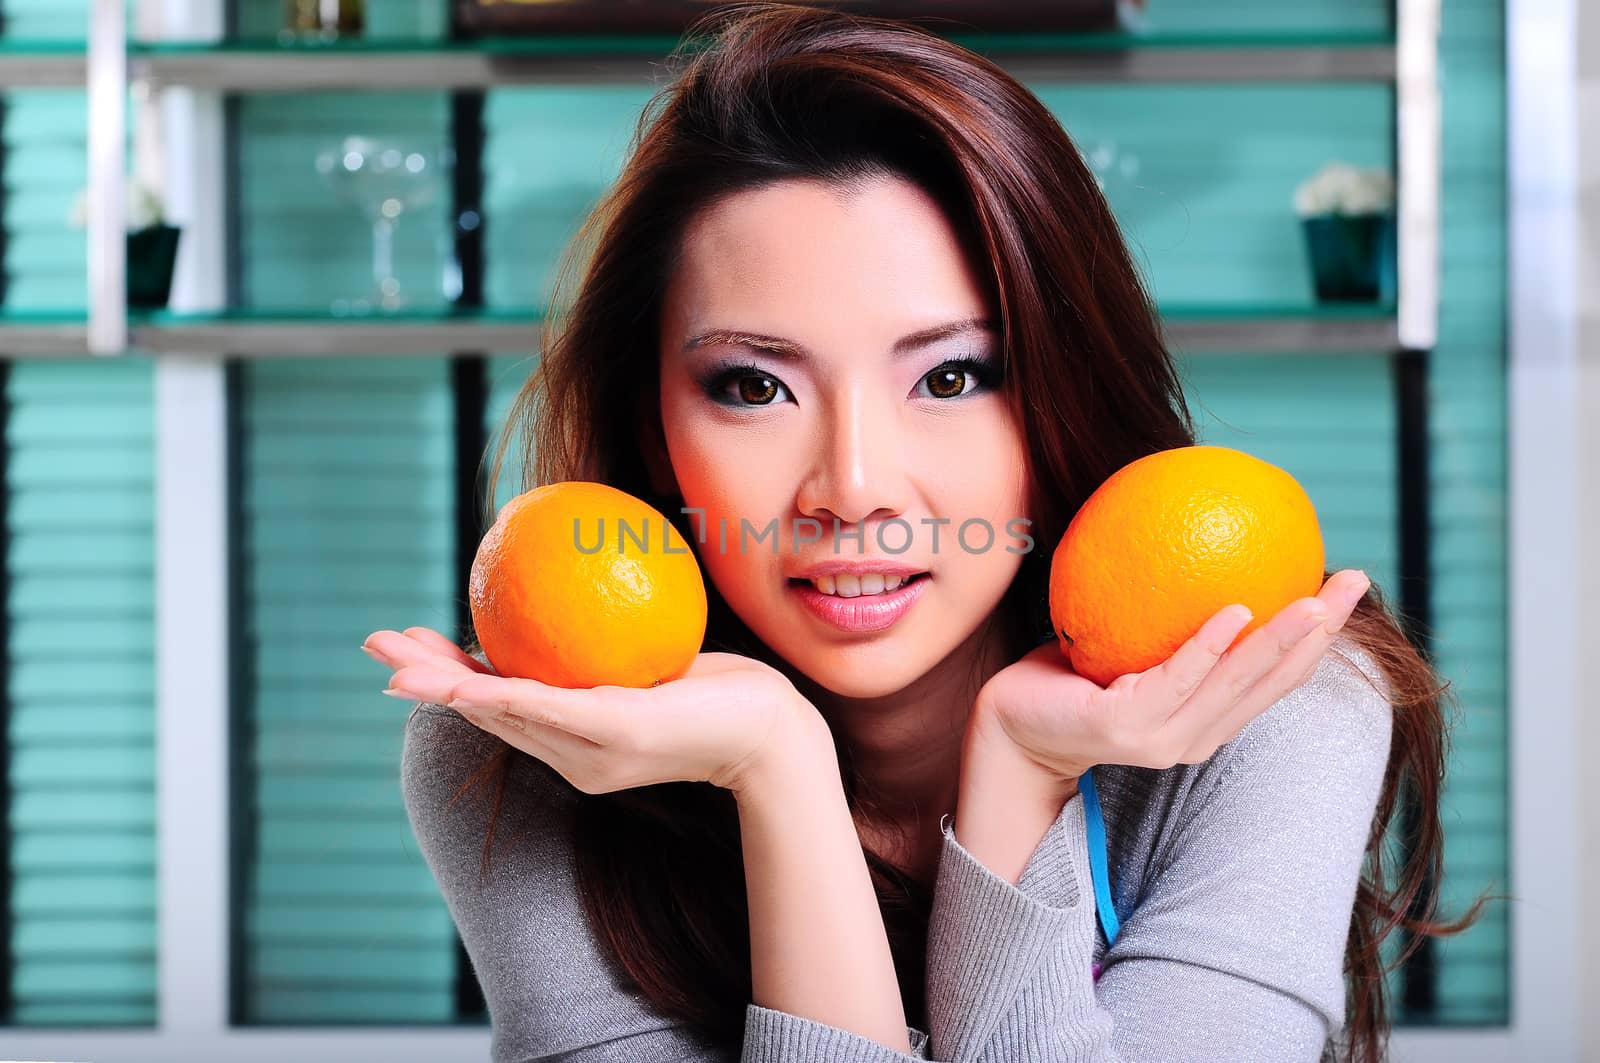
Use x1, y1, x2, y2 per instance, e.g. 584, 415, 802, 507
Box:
1160, 301, 1397, 320
0, 30, 1397, 88
0, 304, 1401, 358
0, 310, 98, 354
0, 42, 84, 87
1159, 302, 1399, 353
0, 28, 1397, 55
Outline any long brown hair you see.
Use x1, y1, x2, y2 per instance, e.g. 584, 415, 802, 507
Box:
451, 4, 1488, 1058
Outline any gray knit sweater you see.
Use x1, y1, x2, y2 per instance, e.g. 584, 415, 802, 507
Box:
400, 635, 1392, 1062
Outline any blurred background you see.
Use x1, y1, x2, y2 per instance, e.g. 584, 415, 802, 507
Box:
0, 0, 1590, 1060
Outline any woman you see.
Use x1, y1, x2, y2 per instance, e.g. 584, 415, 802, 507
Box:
363, 4, 1482, 1061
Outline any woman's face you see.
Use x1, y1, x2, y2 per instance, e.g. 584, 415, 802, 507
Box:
655, 175, 1030, 700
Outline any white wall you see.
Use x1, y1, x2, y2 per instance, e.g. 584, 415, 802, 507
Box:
1577, 0, 1599, 1057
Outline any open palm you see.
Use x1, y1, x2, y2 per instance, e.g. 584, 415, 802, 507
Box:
976, 569, 1371, 781
363, 626, 822, 795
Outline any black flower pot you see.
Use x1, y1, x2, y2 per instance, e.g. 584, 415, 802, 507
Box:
128, 224, 181, 308
1300, 212, 1395, 303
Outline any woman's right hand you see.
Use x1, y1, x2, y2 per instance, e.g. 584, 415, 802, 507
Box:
363, 627, 828, 797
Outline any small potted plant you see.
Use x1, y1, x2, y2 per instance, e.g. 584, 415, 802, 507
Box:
70, 179, 183, 309
1293, 162, 1396, 303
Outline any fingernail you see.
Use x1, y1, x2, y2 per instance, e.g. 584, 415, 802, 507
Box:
446, 699, 472, 712
381, 688, 416, 701
361, 644, 385, 662
1328, 573, 1371, 634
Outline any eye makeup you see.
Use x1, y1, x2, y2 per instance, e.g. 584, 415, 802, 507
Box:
698, 359, 790, 407
696, 351, 1004, 409
918, 354, 1004, 399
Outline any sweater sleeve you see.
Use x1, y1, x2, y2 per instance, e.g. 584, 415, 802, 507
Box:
400, 701, 932, 1063
924, 642, 1395, 1063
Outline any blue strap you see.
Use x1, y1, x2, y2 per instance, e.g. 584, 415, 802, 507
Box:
1079, 768, 1121, 947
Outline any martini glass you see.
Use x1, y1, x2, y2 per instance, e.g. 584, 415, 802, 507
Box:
314, 135, 450, 312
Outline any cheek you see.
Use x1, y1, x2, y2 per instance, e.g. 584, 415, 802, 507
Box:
919, 407, 1030, 523
659, 395, 791, 587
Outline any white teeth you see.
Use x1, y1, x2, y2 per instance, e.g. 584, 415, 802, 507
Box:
807, 573, 916, 596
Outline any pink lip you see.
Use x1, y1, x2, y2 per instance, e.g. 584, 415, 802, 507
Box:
788, 573, 929, 633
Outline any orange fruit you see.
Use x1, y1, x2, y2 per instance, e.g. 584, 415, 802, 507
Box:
468, 481, 708, 689
1048, 445, 1325, 687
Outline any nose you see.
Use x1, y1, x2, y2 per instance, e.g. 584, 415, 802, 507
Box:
794, 382, 911, 529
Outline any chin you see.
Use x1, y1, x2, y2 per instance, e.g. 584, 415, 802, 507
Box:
808, 669, 919, 701
779, 638, 935, 701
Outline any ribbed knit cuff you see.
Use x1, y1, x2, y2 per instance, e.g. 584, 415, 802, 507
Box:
925, 794, 1098, 1058
741, 1004, 931, 1062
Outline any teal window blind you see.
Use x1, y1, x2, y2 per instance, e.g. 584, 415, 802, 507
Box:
1129, 0, 1389, 35
3, 356, 157, 1027
233, 92, 460, 1024
484, 355, 536, 516
2, 90, 90, 312
1, 0, 126, 40
479, 81, 652, 511
1415, 0, 1509, 1021
235, 355, 461, 1023
1, 2, 159, 1015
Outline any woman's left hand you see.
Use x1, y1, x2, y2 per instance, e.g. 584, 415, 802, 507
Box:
973, 569, 1372, 784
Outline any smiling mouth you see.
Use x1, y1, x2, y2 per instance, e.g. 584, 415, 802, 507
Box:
787, 571, 930, 597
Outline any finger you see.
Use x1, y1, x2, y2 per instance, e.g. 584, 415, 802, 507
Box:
366, 629, 490, 679
1185, 570, 1371, 754
1185, 570, 1365, 718
1186, 625, 1334, 757
402, 626, 496, 674
363, 629, 479, 675
1323, 568, 1371, 633
1134, 603, 1256, 721
393, 666, 617, 746
1162, 596, 1329, 738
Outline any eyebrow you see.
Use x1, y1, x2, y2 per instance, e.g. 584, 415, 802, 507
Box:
682, 316, 996, 362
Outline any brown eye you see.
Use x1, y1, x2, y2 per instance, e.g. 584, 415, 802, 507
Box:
917, 356, 999, 401
737, 375, 780, 405
703, 364, 792, 407
924, 368, 971, 400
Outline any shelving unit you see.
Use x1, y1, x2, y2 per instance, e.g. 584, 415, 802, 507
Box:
0, 302, 1403, 357
0, 13, 1434, 360
128, 34, 1399, 89
0, 30, 1401, 90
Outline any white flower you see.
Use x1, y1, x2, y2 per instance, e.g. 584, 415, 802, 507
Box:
68, 180, 167, 231
1294, 162, 1395, 218
128, 183, 164, 229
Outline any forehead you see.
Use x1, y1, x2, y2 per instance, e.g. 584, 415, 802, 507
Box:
664, 176, 991, 342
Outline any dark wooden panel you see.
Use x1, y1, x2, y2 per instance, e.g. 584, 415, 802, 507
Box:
454, 0, 1133, 35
